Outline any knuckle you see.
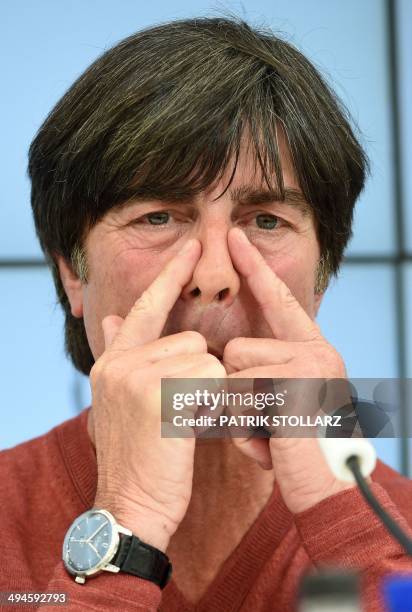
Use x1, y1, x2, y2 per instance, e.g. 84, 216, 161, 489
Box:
280, 283, 298, 307
132, 290, 156, 315
89, 361, 102, 386
202, 352, 219, 365
307, 321, 323, 341
90, 359, 111, 387
327, 346, 346, 374
223, 337, 244, 360
312, 341, 346, 375
201, 354, 226, 377
100, 363, 121, 391
213, 361, 227, 378
181, 331, 207, 352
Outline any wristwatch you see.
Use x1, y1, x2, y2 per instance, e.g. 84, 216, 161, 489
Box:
62, 508, 172, 589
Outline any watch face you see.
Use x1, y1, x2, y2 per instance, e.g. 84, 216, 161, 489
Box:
63, 509, 117, 575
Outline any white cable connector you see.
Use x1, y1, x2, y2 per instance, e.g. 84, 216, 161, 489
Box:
318, 437, 377, 483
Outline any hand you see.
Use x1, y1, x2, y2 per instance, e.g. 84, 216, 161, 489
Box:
88, 239, 226, 551
223, 228, 354, 514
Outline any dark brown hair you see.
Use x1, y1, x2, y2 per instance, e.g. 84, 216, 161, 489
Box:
28, 16, 368, 375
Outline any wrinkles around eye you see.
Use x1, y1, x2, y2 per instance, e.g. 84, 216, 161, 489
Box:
130, 211, 289, 232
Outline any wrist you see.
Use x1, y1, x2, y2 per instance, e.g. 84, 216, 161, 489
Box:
285, 480, 357, 514
93, 499, 171, 553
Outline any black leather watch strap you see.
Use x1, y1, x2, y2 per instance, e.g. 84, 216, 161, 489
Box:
111, 534, 172, 589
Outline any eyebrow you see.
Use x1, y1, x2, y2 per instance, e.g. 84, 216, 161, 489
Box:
228, 186, 311, 216
116, 185, 311, 216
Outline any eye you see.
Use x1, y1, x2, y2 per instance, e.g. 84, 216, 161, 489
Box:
145, 211, 170, 225
255, 213, 279, 230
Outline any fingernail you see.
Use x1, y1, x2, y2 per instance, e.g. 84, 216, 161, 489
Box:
181, 239, 196, 255
232, 228, 249, 244
258, 460, 273, 470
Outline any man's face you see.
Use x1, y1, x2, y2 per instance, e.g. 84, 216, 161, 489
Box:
64, 132, 323, 359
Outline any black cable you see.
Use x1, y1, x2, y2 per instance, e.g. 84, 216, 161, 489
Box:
346, 455, 412, 556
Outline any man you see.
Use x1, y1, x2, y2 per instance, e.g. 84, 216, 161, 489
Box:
1, 16, 411, 611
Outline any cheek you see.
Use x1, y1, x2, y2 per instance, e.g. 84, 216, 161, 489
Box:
102, 247, 173, 316
82, 246, 174, 358
262, 247, 319, 314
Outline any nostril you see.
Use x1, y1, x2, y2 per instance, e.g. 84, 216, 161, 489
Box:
218, 288, 230, 301
188, 286, 231, 302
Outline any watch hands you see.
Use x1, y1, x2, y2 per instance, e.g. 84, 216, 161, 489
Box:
86, 520, 108, 543
87, 542, 102, 559
70, 538, 89, 543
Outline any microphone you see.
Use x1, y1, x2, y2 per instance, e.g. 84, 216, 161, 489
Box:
318, 436, 412, 556
317, 436, 376, 482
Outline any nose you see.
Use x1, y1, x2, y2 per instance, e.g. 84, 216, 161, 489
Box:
182, 224, 240, 306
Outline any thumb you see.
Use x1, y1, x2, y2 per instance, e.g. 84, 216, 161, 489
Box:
231, 436, 273, 470
102, 315, 124, 349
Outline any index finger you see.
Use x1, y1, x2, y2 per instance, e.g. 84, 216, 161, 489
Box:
110, 239, 201, 350
227, 228, 321, 342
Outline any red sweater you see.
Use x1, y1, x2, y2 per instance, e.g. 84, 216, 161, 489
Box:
1, 408, 412, 611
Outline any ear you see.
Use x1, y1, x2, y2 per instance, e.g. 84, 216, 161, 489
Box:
55, 254, 84, 318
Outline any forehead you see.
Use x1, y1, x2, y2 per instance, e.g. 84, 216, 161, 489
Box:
205, 127, 307, 210
232, 124, 299, 190
113, 123, 311, 217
